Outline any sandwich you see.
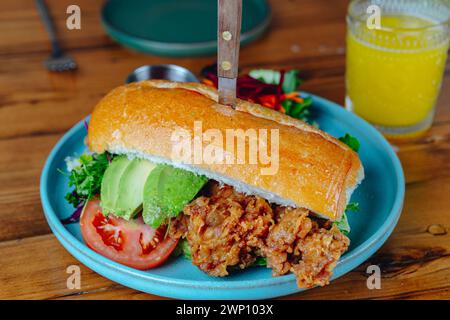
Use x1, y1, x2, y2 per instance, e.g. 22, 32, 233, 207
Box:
64, 80, 363, 288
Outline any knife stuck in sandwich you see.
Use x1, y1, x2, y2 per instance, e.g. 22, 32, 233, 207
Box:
217, 0, 242, 108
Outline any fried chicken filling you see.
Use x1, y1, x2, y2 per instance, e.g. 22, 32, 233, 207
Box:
174, 182, 350, 288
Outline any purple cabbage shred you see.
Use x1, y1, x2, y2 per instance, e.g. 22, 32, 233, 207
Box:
61, 202, 84, 224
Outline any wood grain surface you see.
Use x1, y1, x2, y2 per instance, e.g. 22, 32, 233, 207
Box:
0, 0, 449, 300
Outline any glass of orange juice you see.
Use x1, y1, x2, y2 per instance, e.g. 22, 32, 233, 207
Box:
346, 0, 449, 138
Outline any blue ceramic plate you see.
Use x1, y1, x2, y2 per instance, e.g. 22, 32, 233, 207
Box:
40, 94, 405, 299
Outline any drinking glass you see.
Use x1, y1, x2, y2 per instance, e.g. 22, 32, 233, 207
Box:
346, 0, 450, 137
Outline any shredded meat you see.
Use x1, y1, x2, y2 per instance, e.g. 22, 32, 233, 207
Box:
265, 207, 349, 288
182, 184, 273, 276
264, 207, 313, 275
177, 182, 350, 288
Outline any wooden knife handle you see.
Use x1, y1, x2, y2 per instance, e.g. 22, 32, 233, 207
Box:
218, 0, 242, 79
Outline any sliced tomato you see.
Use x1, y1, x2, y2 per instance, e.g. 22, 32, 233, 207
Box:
80, 199, 178, 270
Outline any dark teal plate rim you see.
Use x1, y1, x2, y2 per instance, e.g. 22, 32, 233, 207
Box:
40, 93, 405, 299
100, 0, 272, 56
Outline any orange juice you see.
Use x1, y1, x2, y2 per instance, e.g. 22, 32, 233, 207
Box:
346, 13, 449, 136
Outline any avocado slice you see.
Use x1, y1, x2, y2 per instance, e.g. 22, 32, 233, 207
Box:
143, 164, 208, 228
100, 156, 131, 215
114, 158, 157, 220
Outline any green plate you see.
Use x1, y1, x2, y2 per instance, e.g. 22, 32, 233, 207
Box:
101, 0, 271, 57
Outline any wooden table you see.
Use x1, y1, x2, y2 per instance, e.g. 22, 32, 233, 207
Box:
1, 0, 449, 300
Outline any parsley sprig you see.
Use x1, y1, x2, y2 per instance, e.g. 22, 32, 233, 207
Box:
63, 153, 110, 208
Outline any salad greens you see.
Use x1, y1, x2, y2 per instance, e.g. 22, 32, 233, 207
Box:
179, 239, 192, 260
332, 134, 361, 234
63, 152, 110, 208
252, 257, 267, 267
248, 69, 314, 123
333, 133, 360, 235
334, 202, 361, 235
249, 69, 302, 93
172, 239, 192, 260
346, 202, 360, 212
282, 70, 303, 93
281, 95, 313, 121
334, 213, 351, 235
339, 133, 360, 152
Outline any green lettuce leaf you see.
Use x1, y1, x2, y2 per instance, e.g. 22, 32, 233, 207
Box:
333, 212, 351, 235
248, 69, 302, 93
346, 202, 360, 212
339, 134, 360, 152
252, 257, 267, 267
172, 239, 192, 259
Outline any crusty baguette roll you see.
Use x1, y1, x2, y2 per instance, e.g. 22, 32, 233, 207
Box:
88, 80, 363, 221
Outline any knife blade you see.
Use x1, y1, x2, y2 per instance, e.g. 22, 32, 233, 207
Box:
217, 0, 242, 108
218, 77, 237, 106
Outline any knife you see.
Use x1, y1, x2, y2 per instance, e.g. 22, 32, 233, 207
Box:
217, 0, 242, 108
